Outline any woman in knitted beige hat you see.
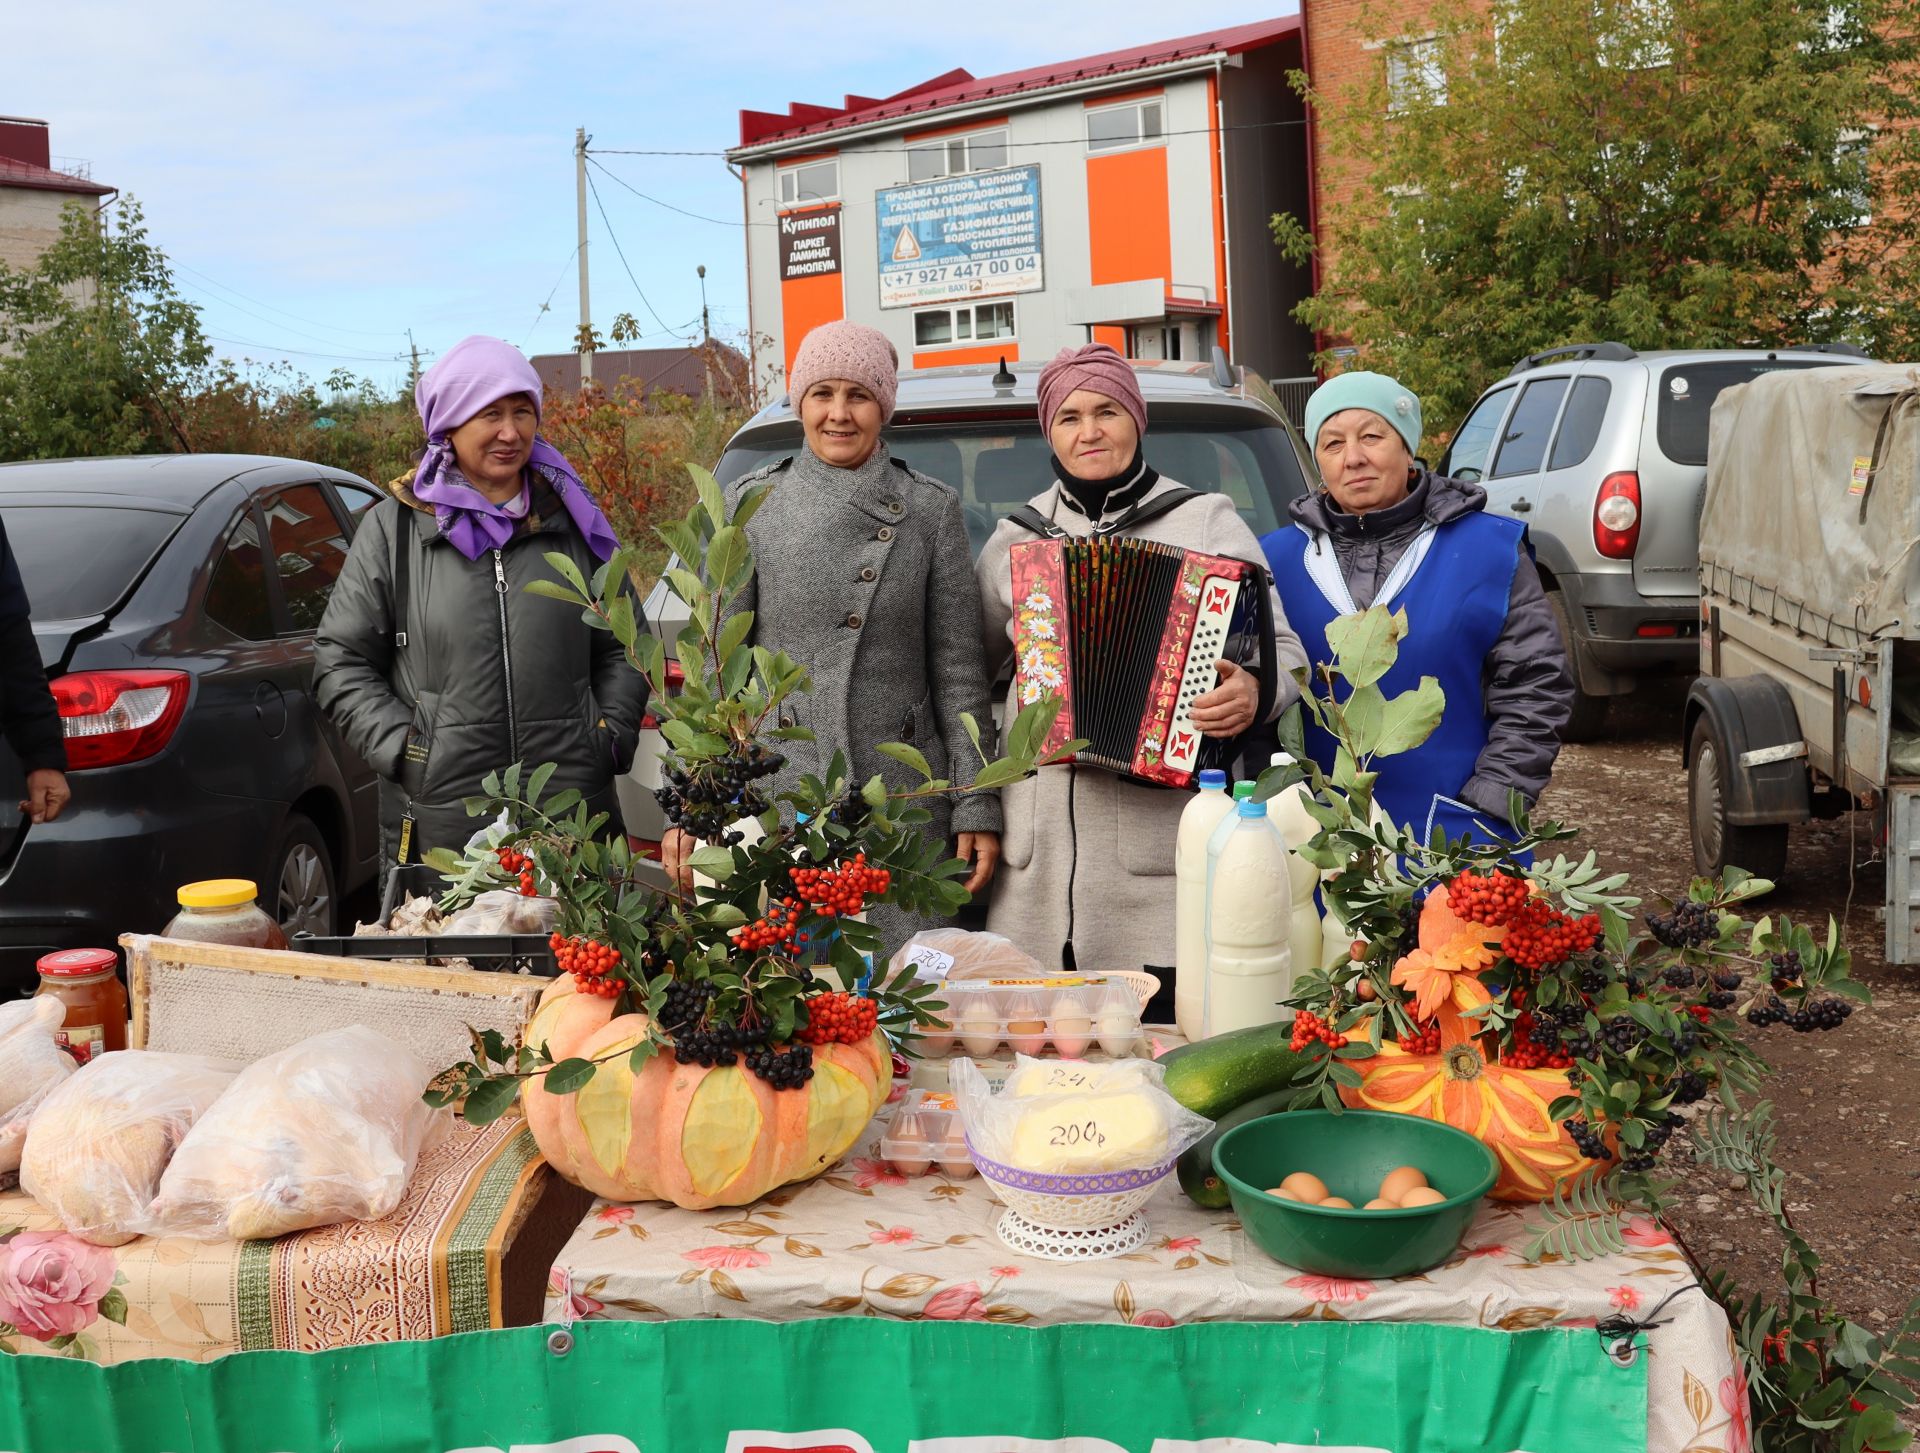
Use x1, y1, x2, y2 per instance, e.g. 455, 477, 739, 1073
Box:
660, 320, 1000, 954
974, 342, 1307, 980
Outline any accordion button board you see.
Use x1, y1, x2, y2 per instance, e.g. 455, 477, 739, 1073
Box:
1008, 536, 1258, 789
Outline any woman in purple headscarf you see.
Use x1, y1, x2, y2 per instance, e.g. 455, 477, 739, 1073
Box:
315, 336, 645, 878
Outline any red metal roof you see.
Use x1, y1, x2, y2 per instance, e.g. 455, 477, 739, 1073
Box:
0, 157, 112, 197
736, 15, 1301, 151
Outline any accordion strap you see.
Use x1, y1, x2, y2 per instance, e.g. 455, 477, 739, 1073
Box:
1005, 485, 1204, 540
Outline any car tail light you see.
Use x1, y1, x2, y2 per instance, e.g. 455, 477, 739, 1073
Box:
1636, 623, 1679, 638
1593, 472, 1641, 559
52, 670, 190, 770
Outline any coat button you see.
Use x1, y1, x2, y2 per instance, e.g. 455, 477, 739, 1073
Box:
846, 612, 863, 628
859, 566, 876, 582
877, 526, 894, 541
883, 499, 902, 513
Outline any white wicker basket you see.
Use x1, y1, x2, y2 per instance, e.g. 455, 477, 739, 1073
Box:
967, 1138, 1177, 1231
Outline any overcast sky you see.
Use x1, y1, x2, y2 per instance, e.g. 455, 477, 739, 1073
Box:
11, 1, 1293, 391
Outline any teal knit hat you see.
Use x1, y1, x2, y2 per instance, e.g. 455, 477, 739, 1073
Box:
1304, 371, 1423, 456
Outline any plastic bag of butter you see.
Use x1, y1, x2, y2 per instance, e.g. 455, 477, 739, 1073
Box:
950, 1054, 1211, 1177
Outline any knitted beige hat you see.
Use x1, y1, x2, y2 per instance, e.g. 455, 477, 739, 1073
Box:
789, 321, 900, 422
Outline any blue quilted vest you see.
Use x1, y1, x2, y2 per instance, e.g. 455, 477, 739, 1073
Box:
1261, 510, 1525, 850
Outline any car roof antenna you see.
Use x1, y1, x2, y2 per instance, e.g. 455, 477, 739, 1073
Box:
991, 356, 1016, 390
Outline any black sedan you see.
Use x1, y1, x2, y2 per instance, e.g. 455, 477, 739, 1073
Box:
0, 455, 385, 990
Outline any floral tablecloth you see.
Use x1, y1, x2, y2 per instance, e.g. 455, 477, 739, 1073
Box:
0, 1119, 586, 1364
547, 1123, 1747, 1453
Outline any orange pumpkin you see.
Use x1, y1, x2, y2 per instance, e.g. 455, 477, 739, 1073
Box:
1339, 885, 1603, 1201
521, 976, 893, 1208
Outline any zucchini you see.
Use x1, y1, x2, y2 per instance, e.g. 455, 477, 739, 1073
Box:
1160, 1021, 1314, 1119
1177, 1087, 1311, 1208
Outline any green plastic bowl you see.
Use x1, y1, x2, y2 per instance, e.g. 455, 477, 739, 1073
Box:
1213, 1109, 1497, 1278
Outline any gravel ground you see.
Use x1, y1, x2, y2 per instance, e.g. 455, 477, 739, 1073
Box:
1540, 682, 1920, 1343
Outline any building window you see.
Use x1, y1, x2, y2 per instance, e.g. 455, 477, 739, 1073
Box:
777, 159, 839, 209
907, 128, 1009, 182
1086, 99, 1165, 153
1386, 38, 1446, 114
1834, 129, 1873, 226
914, 301, 1016, 348
1593, 0, 1673, 70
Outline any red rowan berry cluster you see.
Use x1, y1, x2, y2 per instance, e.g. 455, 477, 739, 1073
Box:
789, 854, 890, 918
1445, 870, 1531, 927
797, 991, 880, 1045
730, 897, 802, 953
1503, 901, 1602, 971
1502, 1011, 1574, 1070
497, 847, 537, 897
552, 934, 621, 996
1396, 1021, 1442, 1055
1290, 1010, 1348, 1052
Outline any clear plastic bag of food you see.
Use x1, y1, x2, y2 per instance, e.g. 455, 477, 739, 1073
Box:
950, 1054, 1211, 1176
150, 1026, 447, 1241
20, 1050, 236, 1246
0, 998, 77, 1174
442, 890, 559, 937
887, 928, 1045, 984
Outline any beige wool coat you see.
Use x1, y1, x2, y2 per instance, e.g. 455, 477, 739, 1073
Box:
975, 476, 1308, 975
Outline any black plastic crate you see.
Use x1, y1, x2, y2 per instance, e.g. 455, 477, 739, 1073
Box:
381, 861, 456, 922
291, 931, 558, 977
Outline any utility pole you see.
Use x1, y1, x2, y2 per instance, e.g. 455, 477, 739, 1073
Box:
697, 264, 712, 403
406, 329, 422, 393
575, 127, 593, 388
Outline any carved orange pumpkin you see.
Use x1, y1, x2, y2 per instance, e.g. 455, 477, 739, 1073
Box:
521, 976, 892, 1208
1339, 886, 1602, 1201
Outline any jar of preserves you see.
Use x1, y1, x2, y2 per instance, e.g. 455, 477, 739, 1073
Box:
163, 880, 290, 951
35, 949, 129, 1064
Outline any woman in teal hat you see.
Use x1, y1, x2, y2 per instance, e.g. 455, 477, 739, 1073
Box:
1258, 370, 1571, 848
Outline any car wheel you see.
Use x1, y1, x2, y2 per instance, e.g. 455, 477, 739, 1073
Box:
1544, 588, 1612, 743
271, 813, 337, 939
1688, 716, 1788, 885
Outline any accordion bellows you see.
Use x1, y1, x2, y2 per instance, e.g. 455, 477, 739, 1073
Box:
1009, 537, 1269, 787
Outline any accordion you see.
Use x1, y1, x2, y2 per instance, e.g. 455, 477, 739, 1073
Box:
1008, 536, 1276, 788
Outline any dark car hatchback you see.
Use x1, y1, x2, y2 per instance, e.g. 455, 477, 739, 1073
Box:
0, 455, 385, 992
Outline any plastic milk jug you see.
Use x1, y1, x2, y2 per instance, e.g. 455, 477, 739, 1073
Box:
1173, 770, 1235, 1040
1267, 753, 1326, 972
1201, 797, 1293, 1037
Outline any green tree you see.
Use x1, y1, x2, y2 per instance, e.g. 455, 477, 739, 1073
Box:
1276, 0, 1920, 439
0, 197, 211, 460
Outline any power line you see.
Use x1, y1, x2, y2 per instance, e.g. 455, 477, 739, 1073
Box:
584, 166, 678, 334
204, 334, 405, 364
176, 263, 409, 339
588, 156, 741, 228
178, 281, 402, 354
522, 243, 584, 348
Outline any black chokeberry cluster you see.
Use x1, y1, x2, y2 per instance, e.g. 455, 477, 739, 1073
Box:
1647, 900, 1716, 949
1662, 964, 1700, 989
1529, 1018, 1561, 1049
655, 745, 787, 843
1786, 997, 1852, 1033
1670, 1068, 1709, 1104
1669, 1024, 1700, 1060
1567, 1117, 1612, 1161
1747, 995, 1788, 1027
1705, 989, 1736, 1009
1713, 970, 1743, 991
660, 977, 718, 1034
745, 1042, 814, 1089
1579, 962, 1610, 995
1601, 1015, 1644, 1055
1769, 950, 1804, 988
1620, 1114, 1681, 1173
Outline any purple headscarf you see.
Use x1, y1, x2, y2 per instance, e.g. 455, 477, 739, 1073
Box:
410, 335, 619, 564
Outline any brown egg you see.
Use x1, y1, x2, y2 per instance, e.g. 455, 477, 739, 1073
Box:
1378, 1166, 1430, 1203
1279, 1171, 1329, 1203
1268, 1186, 1300, 1201
1398, 1185, 1447, 1208
1006, 1018, 1048, 1055
1320, 1196, 1355, 1209
1363, 1198, 1398, 1210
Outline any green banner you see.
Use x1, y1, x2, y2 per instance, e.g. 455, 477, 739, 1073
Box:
0, 1317, 1644, 1453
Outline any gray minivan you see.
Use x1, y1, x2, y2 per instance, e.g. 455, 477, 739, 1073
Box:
1437, 342, 1871, 738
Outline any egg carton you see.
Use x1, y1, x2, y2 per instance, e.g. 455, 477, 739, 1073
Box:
877, 1090, 977, 1179
922, 977, 1145, 1059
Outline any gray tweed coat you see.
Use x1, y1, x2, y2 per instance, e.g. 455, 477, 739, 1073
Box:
722, 443, 1000, 955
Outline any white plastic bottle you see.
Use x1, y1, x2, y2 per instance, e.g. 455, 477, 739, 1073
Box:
1267, 752, 1326, 978
1173, 769, 1235, 1040
1201, 797, 1293, 1037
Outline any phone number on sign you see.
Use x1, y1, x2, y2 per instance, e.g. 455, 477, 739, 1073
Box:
880, 258, 1043, 307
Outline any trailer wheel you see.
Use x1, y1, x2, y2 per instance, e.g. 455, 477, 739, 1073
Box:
1688, 716, 1788, 885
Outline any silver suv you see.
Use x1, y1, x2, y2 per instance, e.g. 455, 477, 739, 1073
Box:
1436, 342, 1871, 738
618, 354, 1315, 844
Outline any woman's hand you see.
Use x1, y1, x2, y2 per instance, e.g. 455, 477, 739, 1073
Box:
659, 826, 697, 892
1189, 659, 1259, 739
957, 832, 1001, 894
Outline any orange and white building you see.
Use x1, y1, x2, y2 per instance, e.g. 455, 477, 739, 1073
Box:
728, 18, 1314, 390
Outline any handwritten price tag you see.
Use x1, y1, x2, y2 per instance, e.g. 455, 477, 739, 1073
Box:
905, 945, 956, 979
